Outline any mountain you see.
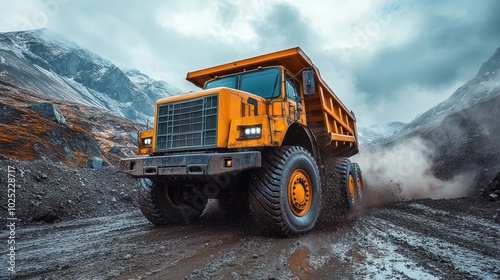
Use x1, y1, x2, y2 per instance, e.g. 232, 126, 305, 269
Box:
389, 46, 500, 188
0, 29, 182, 123
358, 121, 406, 144
400, 47, 500, 135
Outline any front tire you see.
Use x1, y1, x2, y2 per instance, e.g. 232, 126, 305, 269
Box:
249, 146, 321, 237
138, 179, 207, 225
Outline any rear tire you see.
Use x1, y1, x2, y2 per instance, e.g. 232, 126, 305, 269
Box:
249, 146, 321, 237
138, 178, 206, 225
332, 158, 359, 212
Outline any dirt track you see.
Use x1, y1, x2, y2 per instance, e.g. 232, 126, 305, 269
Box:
3, 196, 499, 280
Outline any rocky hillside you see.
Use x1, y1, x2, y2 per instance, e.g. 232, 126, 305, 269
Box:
411, 47, 500, 187
367, 47, 500, 194
0, 78, 144, 167
0, 77, 146, 224
0, 29, 182, 123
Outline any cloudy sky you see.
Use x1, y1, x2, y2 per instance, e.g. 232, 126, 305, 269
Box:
1, 0, 499, 126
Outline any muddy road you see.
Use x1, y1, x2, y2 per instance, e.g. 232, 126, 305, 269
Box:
2, 196, 499, 280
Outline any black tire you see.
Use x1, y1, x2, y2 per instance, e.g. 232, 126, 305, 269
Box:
332, 158, 358, 212
249, 146, 321, 237
138, 178, 207, 225
352, 163, 364, 201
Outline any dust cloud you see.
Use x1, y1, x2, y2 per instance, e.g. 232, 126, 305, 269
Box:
353, 137, 474, 205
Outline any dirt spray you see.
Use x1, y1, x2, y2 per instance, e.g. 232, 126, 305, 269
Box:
353, 137, 475, 206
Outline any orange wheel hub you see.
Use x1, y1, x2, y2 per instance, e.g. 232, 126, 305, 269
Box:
288, 169, 312, 216
356, 176, 362, 196
348, 174, 356, 203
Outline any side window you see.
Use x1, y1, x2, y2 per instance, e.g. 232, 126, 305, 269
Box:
285, 74, 301, 103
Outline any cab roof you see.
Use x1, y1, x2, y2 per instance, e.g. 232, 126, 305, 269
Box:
186, 47, 319, 88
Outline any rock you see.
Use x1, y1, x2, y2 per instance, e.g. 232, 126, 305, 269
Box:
113, 135, 123, 141
111, 197, 117, 203
34, 211, 58, 223
124, 254, 132, 260
28, 102, 66, 124
85, 157, 110, 169
488, 193, 498, 201
482, 171, 500, 200
109, 146, 121, 154
121, 193, 131, 202
0, 104, 22, 124
85, 114, 95, 120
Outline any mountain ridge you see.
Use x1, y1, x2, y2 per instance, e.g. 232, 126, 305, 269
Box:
0, 29, 182, 123
399, 46, 500, 135
366, 46, 500, 190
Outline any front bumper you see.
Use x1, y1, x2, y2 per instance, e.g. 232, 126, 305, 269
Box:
119, 151, 261, 178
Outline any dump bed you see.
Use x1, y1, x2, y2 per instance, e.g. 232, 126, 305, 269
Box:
187, 47, 358, 157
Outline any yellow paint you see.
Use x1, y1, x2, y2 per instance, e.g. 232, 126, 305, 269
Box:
138, 130, 154, 155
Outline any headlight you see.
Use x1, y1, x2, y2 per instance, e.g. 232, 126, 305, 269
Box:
239, 125, 262, 139
141, 137, 153, 146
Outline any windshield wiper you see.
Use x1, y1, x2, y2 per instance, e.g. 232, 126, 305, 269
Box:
269, 74, 279, 99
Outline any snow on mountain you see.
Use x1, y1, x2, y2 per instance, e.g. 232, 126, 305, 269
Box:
122, 68, 182, 99
0, 29, 182, 123
378, 46, 500, 188
400, 46, 500, 135
358, 121, 407, 145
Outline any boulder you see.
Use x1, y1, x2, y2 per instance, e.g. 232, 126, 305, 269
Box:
28, 102, 66, 124
85, 157, 110, 169
108, 146, 121, 154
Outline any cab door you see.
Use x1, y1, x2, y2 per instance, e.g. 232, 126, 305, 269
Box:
285, 73, 303, 123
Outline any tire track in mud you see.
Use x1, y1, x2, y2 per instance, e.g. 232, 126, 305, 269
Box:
357, 201, 500, 279
2, 198, 499, 279
2, 212, 148, 278
377, 203, 500, 258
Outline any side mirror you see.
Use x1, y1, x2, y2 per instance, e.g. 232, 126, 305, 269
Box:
302, 69, 316, 95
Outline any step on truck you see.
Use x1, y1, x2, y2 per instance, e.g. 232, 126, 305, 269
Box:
119, 47, 363, 237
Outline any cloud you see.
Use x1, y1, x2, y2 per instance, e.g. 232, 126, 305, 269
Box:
1, 0, 499, 127
344, 0, 500, 124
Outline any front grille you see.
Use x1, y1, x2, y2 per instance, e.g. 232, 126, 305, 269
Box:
156, 95, 218, 151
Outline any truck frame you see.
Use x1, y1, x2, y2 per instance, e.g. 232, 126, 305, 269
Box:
119, 47, 363, 237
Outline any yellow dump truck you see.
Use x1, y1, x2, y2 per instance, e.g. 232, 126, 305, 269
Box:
119, 47, 363, 237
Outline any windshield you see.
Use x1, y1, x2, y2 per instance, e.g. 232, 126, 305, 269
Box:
204, 67, 281, 99
204, 75, 237, 89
